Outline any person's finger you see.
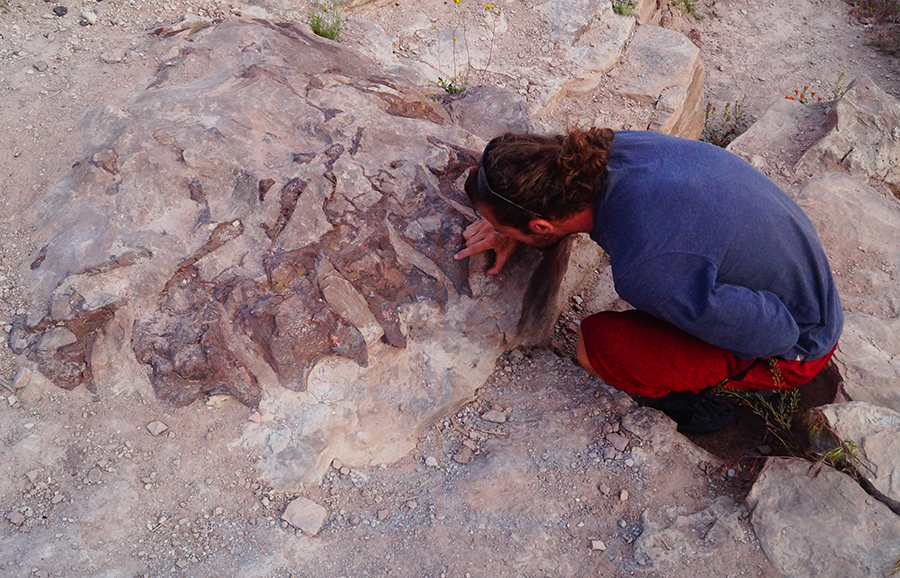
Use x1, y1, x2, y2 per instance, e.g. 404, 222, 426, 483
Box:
486, 241, 516, 275
454, 238, 491, 260
462, 218, 493, 240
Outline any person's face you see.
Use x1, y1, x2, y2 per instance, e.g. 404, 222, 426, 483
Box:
476, 202, 566, 249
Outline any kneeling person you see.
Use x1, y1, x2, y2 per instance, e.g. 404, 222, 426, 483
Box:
454, 129, 843, 432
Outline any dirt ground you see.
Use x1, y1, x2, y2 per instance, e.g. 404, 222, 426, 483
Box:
0, 0, 897, 576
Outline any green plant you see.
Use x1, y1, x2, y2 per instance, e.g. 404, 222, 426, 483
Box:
434, 1, 503, 94
438, 76, 468, 94
308, 0, 346, 42
830, 71, 847, 100
701, 95, 747, 148
670, 0, 704, 19
785, 72, 847, 104
612, 0, 636, 16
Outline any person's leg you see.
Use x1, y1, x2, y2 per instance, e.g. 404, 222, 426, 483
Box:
576, 310, 837, 432
577, 310, 756, 398
577, 309, 835, 396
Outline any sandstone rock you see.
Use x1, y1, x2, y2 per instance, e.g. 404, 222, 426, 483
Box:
282, 497, 328, 536
794, 173, 900, 411
747, 457, 900, 578
612, 25, 705, 139
480, 409, 506, 424
634, 497, 752, 572
727, 97, 832, 171
636, 0, 666, 24
535, 0, 599, 41
446, 86, 532, 140
560, 6, 634, 100
796, 75, 900, 194
16, 19, 584, 489
818, 402, 900, 506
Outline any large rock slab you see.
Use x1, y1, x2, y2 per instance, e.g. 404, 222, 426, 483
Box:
9, 19, 577, 489
796, 74, 900, 195
794, 173, 900, 411
612, 25, 705, 139
818, 402, 900, 507
747, 457, 900, 578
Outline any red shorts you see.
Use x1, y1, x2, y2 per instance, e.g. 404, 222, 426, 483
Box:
580, 310, 836, 398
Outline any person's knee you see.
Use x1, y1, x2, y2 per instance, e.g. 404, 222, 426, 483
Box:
576, 326, 601, 378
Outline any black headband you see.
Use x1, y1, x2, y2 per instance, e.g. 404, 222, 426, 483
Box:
477, 154, 545, 218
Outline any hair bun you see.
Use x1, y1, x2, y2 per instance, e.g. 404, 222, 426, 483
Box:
559, 127, 615, 180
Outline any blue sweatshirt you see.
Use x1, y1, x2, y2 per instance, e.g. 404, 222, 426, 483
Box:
590, 131, 843, 361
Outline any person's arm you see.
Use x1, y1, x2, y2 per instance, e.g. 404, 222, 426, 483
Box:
453, 218, 519, 276
615, 252, 800, 359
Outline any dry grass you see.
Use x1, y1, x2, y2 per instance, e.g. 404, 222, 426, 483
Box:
847, 0, 900, 53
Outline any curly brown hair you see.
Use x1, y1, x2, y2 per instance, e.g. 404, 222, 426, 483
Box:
464, 127, 615, 232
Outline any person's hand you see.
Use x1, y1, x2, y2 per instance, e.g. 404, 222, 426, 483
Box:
454, 218, 519, 276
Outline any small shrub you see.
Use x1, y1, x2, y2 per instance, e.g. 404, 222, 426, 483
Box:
670, 0, 704, 19
308, 0, 346, 42
701, 95, 747, 148
847, 0, 900, 53
612, 0, 636, 16
438, 76, 467, 94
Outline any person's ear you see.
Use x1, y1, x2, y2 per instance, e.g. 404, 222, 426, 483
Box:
528, 219, 554, 235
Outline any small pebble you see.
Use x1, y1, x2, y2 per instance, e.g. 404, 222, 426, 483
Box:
619, 490, 629, 501
481, 409, 506, 424
52, 5, 67, 16
591, 540, 607, 551
146, 421, 168, 436
425, 456, 439, 467
618, 519, 627, 528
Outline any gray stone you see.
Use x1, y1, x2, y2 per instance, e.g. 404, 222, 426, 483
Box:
634, 497, 752, 574
535, 0, 600, 40
282, 497, 328, 536
747, 458, 900, 578
727, 97, 831, 172
560, 6, 634, 100
35, 327, 77, 352
481, 409, 506, 424
99, 49, 125, 64
796, 75, 900, 193
33, 60, 48, 72
818, 402, 900, 505
146, 421, 168, 436
6, 510, 25, 526
606, 432, 628, 452
447, 86, 532, 140
793, 173, 900, 411
612, 25, 705, 139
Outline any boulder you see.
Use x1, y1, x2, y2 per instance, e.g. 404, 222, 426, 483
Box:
11, 19, 580, 488
727, 97, 832, 171
817, 402, 900, 508
747, 458, 900, 578
793, 173, 900, 411
559, 6, 635, 99
612, 25, 705, 139
796, 74, 900, 195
